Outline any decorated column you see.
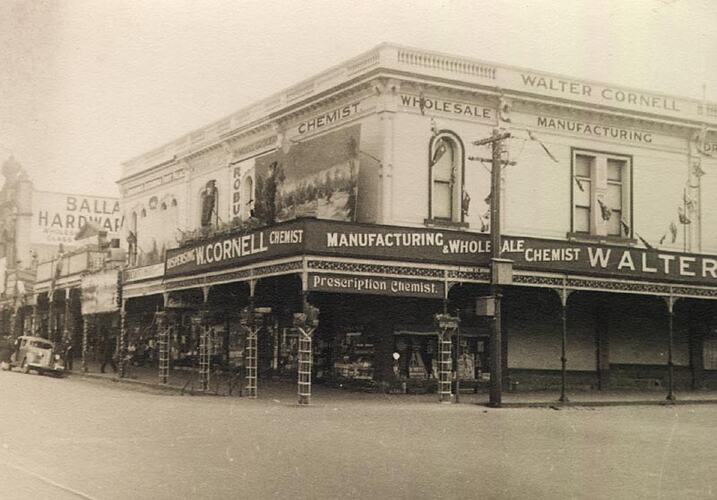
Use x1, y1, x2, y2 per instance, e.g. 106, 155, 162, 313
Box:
294, 298, 319, 406
81, 314, 89, 372
32, 303, 40, 336
434, 313, 459, 403
197, 308, 211, 392
118, 301, 128, 378
156, 311, 169, 385
665, 295, 676, 402
558, 286, 573, 403
47, 293, 54, 342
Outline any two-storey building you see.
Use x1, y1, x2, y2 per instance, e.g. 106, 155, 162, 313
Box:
118, 44, 717, 398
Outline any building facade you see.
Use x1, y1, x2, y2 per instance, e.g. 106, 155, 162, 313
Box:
118, 44, 717, 396
0, 156, 125, 368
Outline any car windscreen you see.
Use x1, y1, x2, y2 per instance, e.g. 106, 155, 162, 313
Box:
29, 340, 53, 349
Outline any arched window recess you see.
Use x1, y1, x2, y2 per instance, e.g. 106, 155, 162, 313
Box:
427, 131, 466, 226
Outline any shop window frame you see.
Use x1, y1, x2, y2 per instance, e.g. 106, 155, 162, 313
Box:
568, 147, 635, 244
425, 130, 467, 228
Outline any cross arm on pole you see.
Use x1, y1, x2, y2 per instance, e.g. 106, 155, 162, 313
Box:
473, 131, 511, 147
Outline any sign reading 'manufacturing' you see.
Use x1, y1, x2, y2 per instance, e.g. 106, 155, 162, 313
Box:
164, 218, 717, 287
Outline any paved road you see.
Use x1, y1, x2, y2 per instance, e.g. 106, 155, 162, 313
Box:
1, 370, 716, 500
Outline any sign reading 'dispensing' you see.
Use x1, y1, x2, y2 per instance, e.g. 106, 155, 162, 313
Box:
31, 191, 124, 246
165, 218, 717, 287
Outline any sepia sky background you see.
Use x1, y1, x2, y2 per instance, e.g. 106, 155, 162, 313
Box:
1, 0, 715, 197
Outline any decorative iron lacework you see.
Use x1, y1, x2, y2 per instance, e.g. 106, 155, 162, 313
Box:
165, 277, 206, 291
253, 261, 302, 276
670, 286, 717, 298
446, 269, 488, 281
513, 275, 564, 287
307, 260, 443, 278
124, 283, 166, 298
209, 269, 252, 283
565, 278, 672, 295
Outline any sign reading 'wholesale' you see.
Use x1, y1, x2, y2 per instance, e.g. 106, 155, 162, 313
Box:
165, 218, 717, 287
399, 94, 495, 122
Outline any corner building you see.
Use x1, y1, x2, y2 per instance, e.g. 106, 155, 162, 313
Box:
118, 44, 717, 395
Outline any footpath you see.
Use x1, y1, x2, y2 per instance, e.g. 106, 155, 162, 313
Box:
69, 362, 717, 408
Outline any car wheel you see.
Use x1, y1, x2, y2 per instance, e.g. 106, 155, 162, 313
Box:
21, 358, 30, 374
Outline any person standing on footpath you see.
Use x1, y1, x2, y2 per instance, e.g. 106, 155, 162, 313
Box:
63, 337, 73, 371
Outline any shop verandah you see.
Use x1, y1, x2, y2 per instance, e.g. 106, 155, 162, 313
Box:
110, 254, 717, 405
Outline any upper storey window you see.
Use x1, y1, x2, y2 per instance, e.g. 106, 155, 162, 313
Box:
429, 133, 464, 224
572, 149, 631, 239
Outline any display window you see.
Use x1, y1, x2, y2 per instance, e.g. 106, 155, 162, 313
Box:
333, 328, 374, 381
393, 324, 490, 383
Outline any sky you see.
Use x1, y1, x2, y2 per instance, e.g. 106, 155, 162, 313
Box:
1, 0, 715, 197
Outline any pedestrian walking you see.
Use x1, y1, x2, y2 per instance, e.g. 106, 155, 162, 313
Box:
100, 335, 117, 373
0, 336, 14, 370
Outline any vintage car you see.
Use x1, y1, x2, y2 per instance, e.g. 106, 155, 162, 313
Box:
5, 336, 65, 376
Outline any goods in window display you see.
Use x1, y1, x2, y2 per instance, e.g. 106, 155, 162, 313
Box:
457, 353, 475, 380
408, 349, 427, 379
333, 329, 374, 380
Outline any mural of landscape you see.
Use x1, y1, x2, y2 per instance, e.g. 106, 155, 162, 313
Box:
253, 124, 361, 224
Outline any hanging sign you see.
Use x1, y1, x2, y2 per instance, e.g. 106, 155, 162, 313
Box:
81, 270, 120, 315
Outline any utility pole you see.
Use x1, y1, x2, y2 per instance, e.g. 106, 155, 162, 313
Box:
472, 129, 512, 408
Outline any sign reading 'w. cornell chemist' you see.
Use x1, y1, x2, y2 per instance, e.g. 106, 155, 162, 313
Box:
165, 218, 717, 287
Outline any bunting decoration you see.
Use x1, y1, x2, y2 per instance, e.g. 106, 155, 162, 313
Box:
597, 198, 612, 221
683, 191, 696, 212
659, 233, 666, 245
527, 130, 559, 163
669, 221, 678, 243
461, 190, 471, 218
692, 161, 707, 179
498, 95, 512, 123
574, 176, 585, 192
431, 139, 447, 165
637, 234, 654, 250
418, 91, 427, 115
478, 213, 489, 232
694, 128, 714, 158
678, 206, 692, 225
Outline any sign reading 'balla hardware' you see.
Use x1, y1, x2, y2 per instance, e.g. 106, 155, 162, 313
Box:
165, 218, 717, 287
